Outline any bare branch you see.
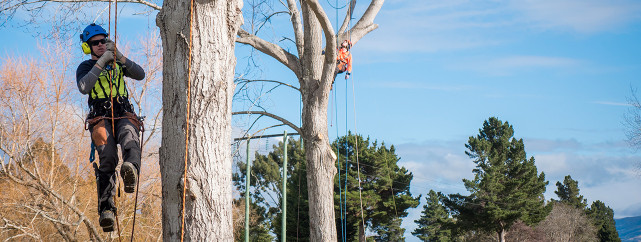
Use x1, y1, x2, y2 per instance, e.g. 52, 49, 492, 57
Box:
304, 0, 338, 90
255, 11, 289, 35
236, 79, 300, 92
1, 218, 41, 241
339, 0, 384, 44
232, 110, 302, 135
236, 28, 302, 77
2, 0, 161, 12
337, 0, 357, 36
285, 0, 304, 57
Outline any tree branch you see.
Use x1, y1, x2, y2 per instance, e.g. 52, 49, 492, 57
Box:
0, 218, 41, 241
232, 111, 302, 135
285, 0, 304, 57
2, 0, 161, 12
337, 0, 357, 36
236, 79, 300, 92
236, 29, 302, 77
339, 0, 384, 44
304, 0, 338, 89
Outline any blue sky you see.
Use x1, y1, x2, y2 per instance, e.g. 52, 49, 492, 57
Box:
2, 0, 641, 240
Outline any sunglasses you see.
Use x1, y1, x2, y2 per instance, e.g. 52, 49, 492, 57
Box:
88, 38, 107, 46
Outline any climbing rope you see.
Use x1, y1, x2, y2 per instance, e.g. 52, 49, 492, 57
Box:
352, 77, 366, 241
334, 75, 345, 242
333, 0, 348, 240
107, 0, 123, 240
342, 0, 367, 239
181, 0, 195, 239
130, 126, 144, 241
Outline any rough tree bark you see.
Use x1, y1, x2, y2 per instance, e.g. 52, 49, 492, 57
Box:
236, 0, 383, 240
157, 0, 243, 240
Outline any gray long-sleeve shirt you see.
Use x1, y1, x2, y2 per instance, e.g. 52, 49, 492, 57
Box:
76, 58, 145, 95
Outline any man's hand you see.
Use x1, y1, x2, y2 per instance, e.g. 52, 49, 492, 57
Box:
345, 73, 350, 80
96, 50, 115, 68
105, 40, 125, 61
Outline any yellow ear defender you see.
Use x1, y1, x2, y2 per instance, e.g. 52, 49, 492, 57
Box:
82, 42, 91, 55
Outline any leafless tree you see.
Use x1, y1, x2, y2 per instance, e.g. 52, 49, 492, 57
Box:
625, 87, 641, 175
0, 37, 103, 241
234, 1, 384, 240
536, 203, 597, 242
0, 31, 164, 242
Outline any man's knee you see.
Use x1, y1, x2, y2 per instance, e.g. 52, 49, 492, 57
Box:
97, 144, 118, 172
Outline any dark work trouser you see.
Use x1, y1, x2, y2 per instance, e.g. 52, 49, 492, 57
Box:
90, 114, 141, 213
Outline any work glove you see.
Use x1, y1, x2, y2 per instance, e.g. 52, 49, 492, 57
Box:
105, 40, 124, 61
96, 50, 115, 68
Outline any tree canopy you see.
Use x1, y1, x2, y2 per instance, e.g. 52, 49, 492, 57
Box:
412, 190, 454, 242
443, 117, 551, 242
555, 175, 588, 209
588, 200, 621, 242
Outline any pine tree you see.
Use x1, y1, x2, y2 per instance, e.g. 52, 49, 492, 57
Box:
588, 200, 621, 242
413, 190, 454, 242
555, 175, 587, 209
444, 117, 551, 242
234, 134, 419, 241
333, 133, 420, 241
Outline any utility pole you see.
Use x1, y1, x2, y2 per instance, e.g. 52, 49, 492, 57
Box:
282, 131, 288, 242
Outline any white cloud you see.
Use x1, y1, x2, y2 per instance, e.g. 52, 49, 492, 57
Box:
535, 153, 570, 174
397, 137, 641, 240
450, 55, 582, 76
369, 81, 475, 91
508, 0, 641, 33
582, 179, 641, 218
592, 101, 632, 107
359, 0, 641, 54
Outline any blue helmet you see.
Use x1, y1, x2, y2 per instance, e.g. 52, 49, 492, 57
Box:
80, 23, 108, 43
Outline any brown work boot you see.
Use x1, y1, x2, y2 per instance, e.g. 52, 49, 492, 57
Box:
120, 162, 138, 193
99, 209, 115, 232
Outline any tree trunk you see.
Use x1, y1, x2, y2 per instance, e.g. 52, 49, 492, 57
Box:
157, 0, 242, 240
299, 0, 338, 239
359, 222, 366, 242
499, 229, 506, 242
302, 89, 337, 242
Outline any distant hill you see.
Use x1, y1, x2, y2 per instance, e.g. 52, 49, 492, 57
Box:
617, 216, 641, 241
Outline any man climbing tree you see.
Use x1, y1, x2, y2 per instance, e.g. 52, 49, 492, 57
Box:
330, 39, 353, 89
336, 40, 352, 79
75, 23, 145, 232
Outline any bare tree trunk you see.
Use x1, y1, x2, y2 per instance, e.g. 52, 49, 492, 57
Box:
302, 86, 337, 242
235, 1, 384, 240
157, 0, 242, 240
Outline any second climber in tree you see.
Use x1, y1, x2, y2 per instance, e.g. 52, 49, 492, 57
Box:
332, 39, 352, 87
75, 23, 145, 232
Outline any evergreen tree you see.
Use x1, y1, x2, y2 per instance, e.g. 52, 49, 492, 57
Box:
588, 200, 621, 242
413, 190, 454, 242
333, 133, 420, 241
555, 175, 587, 209
273, 139, 310, 241
234, 134, 419, 241
373, 218, 405, 242
444, 117, 551, 242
